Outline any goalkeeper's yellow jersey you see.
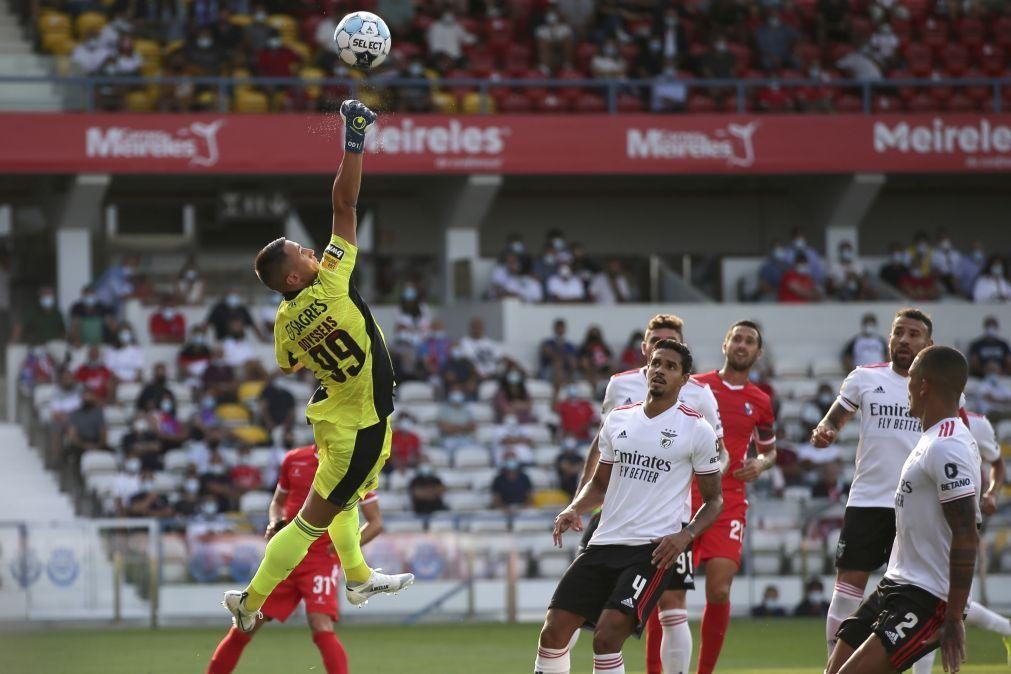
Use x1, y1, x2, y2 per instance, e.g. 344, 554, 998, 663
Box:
273, 233, 395, 428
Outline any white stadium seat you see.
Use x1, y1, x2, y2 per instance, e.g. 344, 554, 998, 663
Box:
384, 517, 426, 534
85, 472, 120, 496
153, 471, 181, 492
997, 419, 1011, 443
444, 491, 489, 512
424, 447, 451, 468
454, 445, 491, 468
104, 405, 131, 425
106, 424, 129, 449
80, 450, 118, 475
811, 360, 845, 378
400, 402, 439, 423
115, 381, 142, 405
525, 467, 554, 489
239, 490, 273, 516
463, 468, 497, 490
163, 449, 191, 473
396, 381, 435, 402
526, 379, 554, 400
428, 512, 458, 531
439, 471, 473, 490
534, 445, 560, 467
478, 379, 499, 401
520, 424, 551, 444
775, 358, 810, 378
33, 384, 56, 408
466, 402, 495, 423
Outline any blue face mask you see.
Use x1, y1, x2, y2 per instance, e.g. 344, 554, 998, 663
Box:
503, 459, 519, 471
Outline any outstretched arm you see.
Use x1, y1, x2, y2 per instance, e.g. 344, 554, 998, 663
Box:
332, 100, 377, 246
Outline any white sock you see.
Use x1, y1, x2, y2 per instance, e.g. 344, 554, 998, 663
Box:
659, 609, 692, 674
910, 650, 935, 673
826, 581, 863, 656
567, 629, 580, 650
534, 645, 570, 674
966, 601, 1011, 636
593, 651, 625, 673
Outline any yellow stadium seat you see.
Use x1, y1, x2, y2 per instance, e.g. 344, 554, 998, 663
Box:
196, 90, 218, 108
37, 12, 71, 36
43, 34, 76, 56
140, 60, 161, 77
163, 40, 184, 57
231, 425, 269, 445
134, 38, 161, 61
300, 66, 325, 100
357, 89, 382, 109
75, 11, 106, 38
124, 89, 155, 112
461, 92, 495, 114
215, 402, 252, 423
232, 67, 254, 94
229, 14, 252, 27
532, 489, 570, 508
237, 380, 265, 404
432, 91, 458, 114
234, 89, 269, 113
285, 40, 310, 63
266, 14, 297, 42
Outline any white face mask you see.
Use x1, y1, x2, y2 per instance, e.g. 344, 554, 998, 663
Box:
124, 457, 141, 473
197, 36, 212, 49
133, 420, 149, 433
184, 478, 200, 494
160, 399, 174, 413
119, 330, 133, 344
162, 308, 176, 319
41, 295, 55, 308
862, 323, 877, 336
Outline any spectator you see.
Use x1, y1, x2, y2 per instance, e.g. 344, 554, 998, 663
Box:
106, 324, 144, 383
149, 295, 186, 343
841, 313, 888, 371
589, 259, 633, 303
755, 10, 798, 71
390, 416, 423, 471
122, 469, 173, 518
555, 437, 584, 497
221, 318, 258, 368
969, 316, 1011, 377
377, 0, 416, 35
835, 43, 883, 81
258, 375, 296, 431
546, 264, 586, 302
12, 286, 66, 345
784, 228, 826, 283
578, 325, 613, 392
459, 318, 503, 380
211, 7, 244, 53
137, 362, 173, 411
492, 415, 536, 466
495, 365, 534, 423
255, 29, 300, 80
879, 242, 910, 290
800, 382, 835, 435
441, 343, 480, 399
539, 319, 578, 385
437, 386, 478, 452
535, 8, 574, 72
108, 34, 141, 76
94, 253, 139, 310
699, 35, 737, 80
229, 444, 264, 493
976, 361, 1011, 415
489, 253, 525, 299
618, 330, 646, 370
17, 346, 59, 395
202, 346, 238, 400
176, 257, 206, 305
245, 3, 274, 56
777, 252, 823, 303
426, 11, 476, 65
557, 0, 596, 37
390, 328, 422, 382
64, 388, 107, 466
49, 370, 84, 424
793, 578, 831, 617
755, 241, 791, 301
554, 383, 598, 441
868, 21, 899, 68
121, 415, 163, 469
930, 230, 962, 295
394, 284, 431, 340
201, 445, 240, 511
491, 454, 533, 510
185, 28, 224, 76
590, 39, 627, 79
956, 240, 987, 297
68, 285, 114, 346
810, 459, 847, 501
751, 584, 787, 617
174, 465, 203, 518
206, 289, 260, 341
74, 345, 115, 404
827, 241, 872, 301
178, 325, 213, 386
152, 393, 186, 451
516, 269, 546, 303
973, 256, 1011, 303
71, 31, 112, 75
408, 461, 448, 515
419, 319, 453, 378
651, 60, 688, 111
657, 8, 688, 64
818, 0, 851, 44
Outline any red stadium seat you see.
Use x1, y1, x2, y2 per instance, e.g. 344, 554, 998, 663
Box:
872, 94, 902, 113
889, 70, 917, 101
956, 17, 985, 48
727, 42, 753, 74
941, 43, 969, 76
902, 0, 929, 22
534, 91, 569, 113
794, 41, 822, 67
850, 16, 873, 42
686, 93, 717, 113
574, 93, 607, 113
945, 93, 977, 112
616, 94, 644, 113
505, 44, 533, 73
922, 18, 950, 52
574, 42, 597, 74
906, 93, 938, 112
961, 68, 990, 104
555, 68, 588, 104
470, 52, 495, 77
619, 44, 639, 64
829, 42, 855, 63
979, 44, 1006, 77
903, 43, 933, 77
927, 73, 954, 104
891, 19, 913, 45
994, 15, 1011, 49
392, 42, 422, 63
499, 92, 532, 112
300, 15, 321, 44
833, 94, 863, 113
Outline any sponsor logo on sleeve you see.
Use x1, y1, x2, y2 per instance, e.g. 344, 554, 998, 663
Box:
321, 243, 345, 271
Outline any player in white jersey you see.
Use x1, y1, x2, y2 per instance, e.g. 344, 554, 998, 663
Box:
575, 314, 725, 674
828, 345, 980, 674
533, 340, 723, 674
811, 308, 935, 655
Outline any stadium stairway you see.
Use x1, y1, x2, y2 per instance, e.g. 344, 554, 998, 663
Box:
0, 423, 75, 521
0, 6, 62, 111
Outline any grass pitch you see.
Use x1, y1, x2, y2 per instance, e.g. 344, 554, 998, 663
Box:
0, 618, 1007, 673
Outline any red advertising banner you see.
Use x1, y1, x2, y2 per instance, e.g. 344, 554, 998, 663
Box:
3, 113, 1011, 174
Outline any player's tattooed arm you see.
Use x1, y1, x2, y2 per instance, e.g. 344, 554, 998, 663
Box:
939, 493, 977, 672
688, 470, 724, 538
576, 432, 601, 492
810, 401, 855, 448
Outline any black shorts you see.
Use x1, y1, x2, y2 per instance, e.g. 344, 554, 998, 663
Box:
835, 506, 895, 572
836, 577, 947, 672
549, 543, 676, 637
580, 513, 693, 592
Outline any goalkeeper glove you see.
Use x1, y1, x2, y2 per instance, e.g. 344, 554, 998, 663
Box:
340, 99, 377, 154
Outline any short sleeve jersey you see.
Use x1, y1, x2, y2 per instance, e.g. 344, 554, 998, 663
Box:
965, 411, 1000, 464
692, 370, 775, 500
591, 402, 720, 547
273, 234, 395, 428
278, 445, 378, 557
601, 368, 724, 439
885, 418, 981, 601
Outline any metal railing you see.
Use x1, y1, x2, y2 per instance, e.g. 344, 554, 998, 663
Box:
1, 74, 1010, 114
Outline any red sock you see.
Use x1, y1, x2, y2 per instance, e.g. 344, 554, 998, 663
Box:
207, 627, 251, 674
313, 630, 349, 674
696, 602, 731, 674
644, 606, 664, 674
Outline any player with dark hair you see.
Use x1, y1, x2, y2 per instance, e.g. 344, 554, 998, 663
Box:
208, 444, 383, 674
224, 100, 413, 632
827, 345, 980, 674
813, 308, 938, 665
689, 320, 777, 674
574, 313, 726, 674
534, 340, 723, 674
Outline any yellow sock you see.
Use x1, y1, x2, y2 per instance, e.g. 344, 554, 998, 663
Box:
329, 507, 371, 584
244, 515, 325, 610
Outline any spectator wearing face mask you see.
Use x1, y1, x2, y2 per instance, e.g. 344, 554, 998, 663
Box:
408, 460, 448, 516
390, 414, 423, 471
975, 362, 1011, 416
777, 252, 823, 303
255, 28, 300, 82
185, 28, 224, 76
244, 3, 273, 55
492, 416, 536, 466
174, 465, 203, 518
784, 228, 826, 283
578, 326, 613, 391
590, 38, 627, 79
539, 319, 578, 386
841, 313, 887, 371
71, 30, 114, 75
12, 286, 66, 345
121, 415, 163, 469
495, 365, 534, 423
441, 343, 480, 399
546, 263, 586, 302
437, 385, 478, 453
755, 10, 798, 71
956, 241, 987, 298
458, 318, 503, 380
700, 34, 737, 81
554, 383, 598, 441
221, 318, 258, 368
229, 444, 263, 494
206, 289, 261, 342
18, 346, 59, 396
879, 241, 910, 291
64, 388, 108, 471
555, 437, 584, 497
535, 6, 574, 73
651, 58, 688, 111
973, 255, 1011, 303
754, 240, 792, 302
793, 578, 831, 617
751, 584, 787, 617
153, 393, 186, 451
489, 253, 526, 300
419, 319, 453, 378
106, 324, 145, 383
929, 230, 963, 295
68, 284, 115, 346
969, 316, 1011, 377
491, 453, 533, 511
201, 445, 240, 512
150, 295, 186, 343
117, 463, 173, 517
94, 254, 139, 310
178, 325, 213, 386
202, 346, 238, 401
426, 10, 476, 65
74, 345, 115, 404
589, 259, 633, 304
827, 241, 872, 301
176, 258, 205, 305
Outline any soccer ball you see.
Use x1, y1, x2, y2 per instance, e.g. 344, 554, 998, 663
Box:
333, 11, 391, 69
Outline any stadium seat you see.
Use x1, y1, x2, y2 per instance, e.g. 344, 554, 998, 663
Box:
534, 92, 568, 113
445, 491, 490, 512
431, 91, 459, 114
995, 15, 1011, 49
461, 92, 496, 114
454, 445, 491, 468
80, 450, 118, 475
230, 13, 252, 27
957, 17, 985, 48
266, 14, 297, 42
240, 490, 273, 516
573, 93, 607, 113
104, 405, 130, 425
945, 93, 977, 112
616, 94, 644, 113
163, 449, 191, 473
396, 381, 435, 403
871, 94, 901, 113
889, 69, 917, 101
499, 92, 532, 113
902, 43, 933, 77
37, 11, 71, 37
505, 44, 533, 73
425, 447, 451, 468
922, 18, 950, 52
941, 43, 969, 76
466, 468, 497, 491
153, 471, 181, 492
234, 89, 269, 113
890, 18, 912, 45
466, 402, 495, 423
686, 94, 717, 113
75, 11, 106, 38
478, 379, 499, 401
42, 33, 75, 56
979, 44, 1005, 77
996, 420, 1011, 443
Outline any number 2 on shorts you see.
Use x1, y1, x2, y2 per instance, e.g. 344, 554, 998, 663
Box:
894, 612, 918, 639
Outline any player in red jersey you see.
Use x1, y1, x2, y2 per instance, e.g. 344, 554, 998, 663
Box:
207, 444, 383, 674
690, 321, 777, 674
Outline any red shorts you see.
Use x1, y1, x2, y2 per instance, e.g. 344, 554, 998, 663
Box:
260, 552, 341, 623
690, 496, 748, 567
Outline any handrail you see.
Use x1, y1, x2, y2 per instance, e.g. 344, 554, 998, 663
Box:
2, 74, 1009, 114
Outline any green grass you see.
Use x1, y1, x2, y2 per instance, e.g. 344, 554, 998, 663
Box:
0, 619, 1007, 673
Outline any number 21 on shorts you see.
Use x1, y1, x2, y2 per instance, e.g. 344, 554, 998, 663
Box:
729, 520, 743, 541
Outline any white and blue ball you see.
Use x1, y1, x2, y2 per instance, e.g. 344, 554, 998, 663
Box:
333, 11, 392, 69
